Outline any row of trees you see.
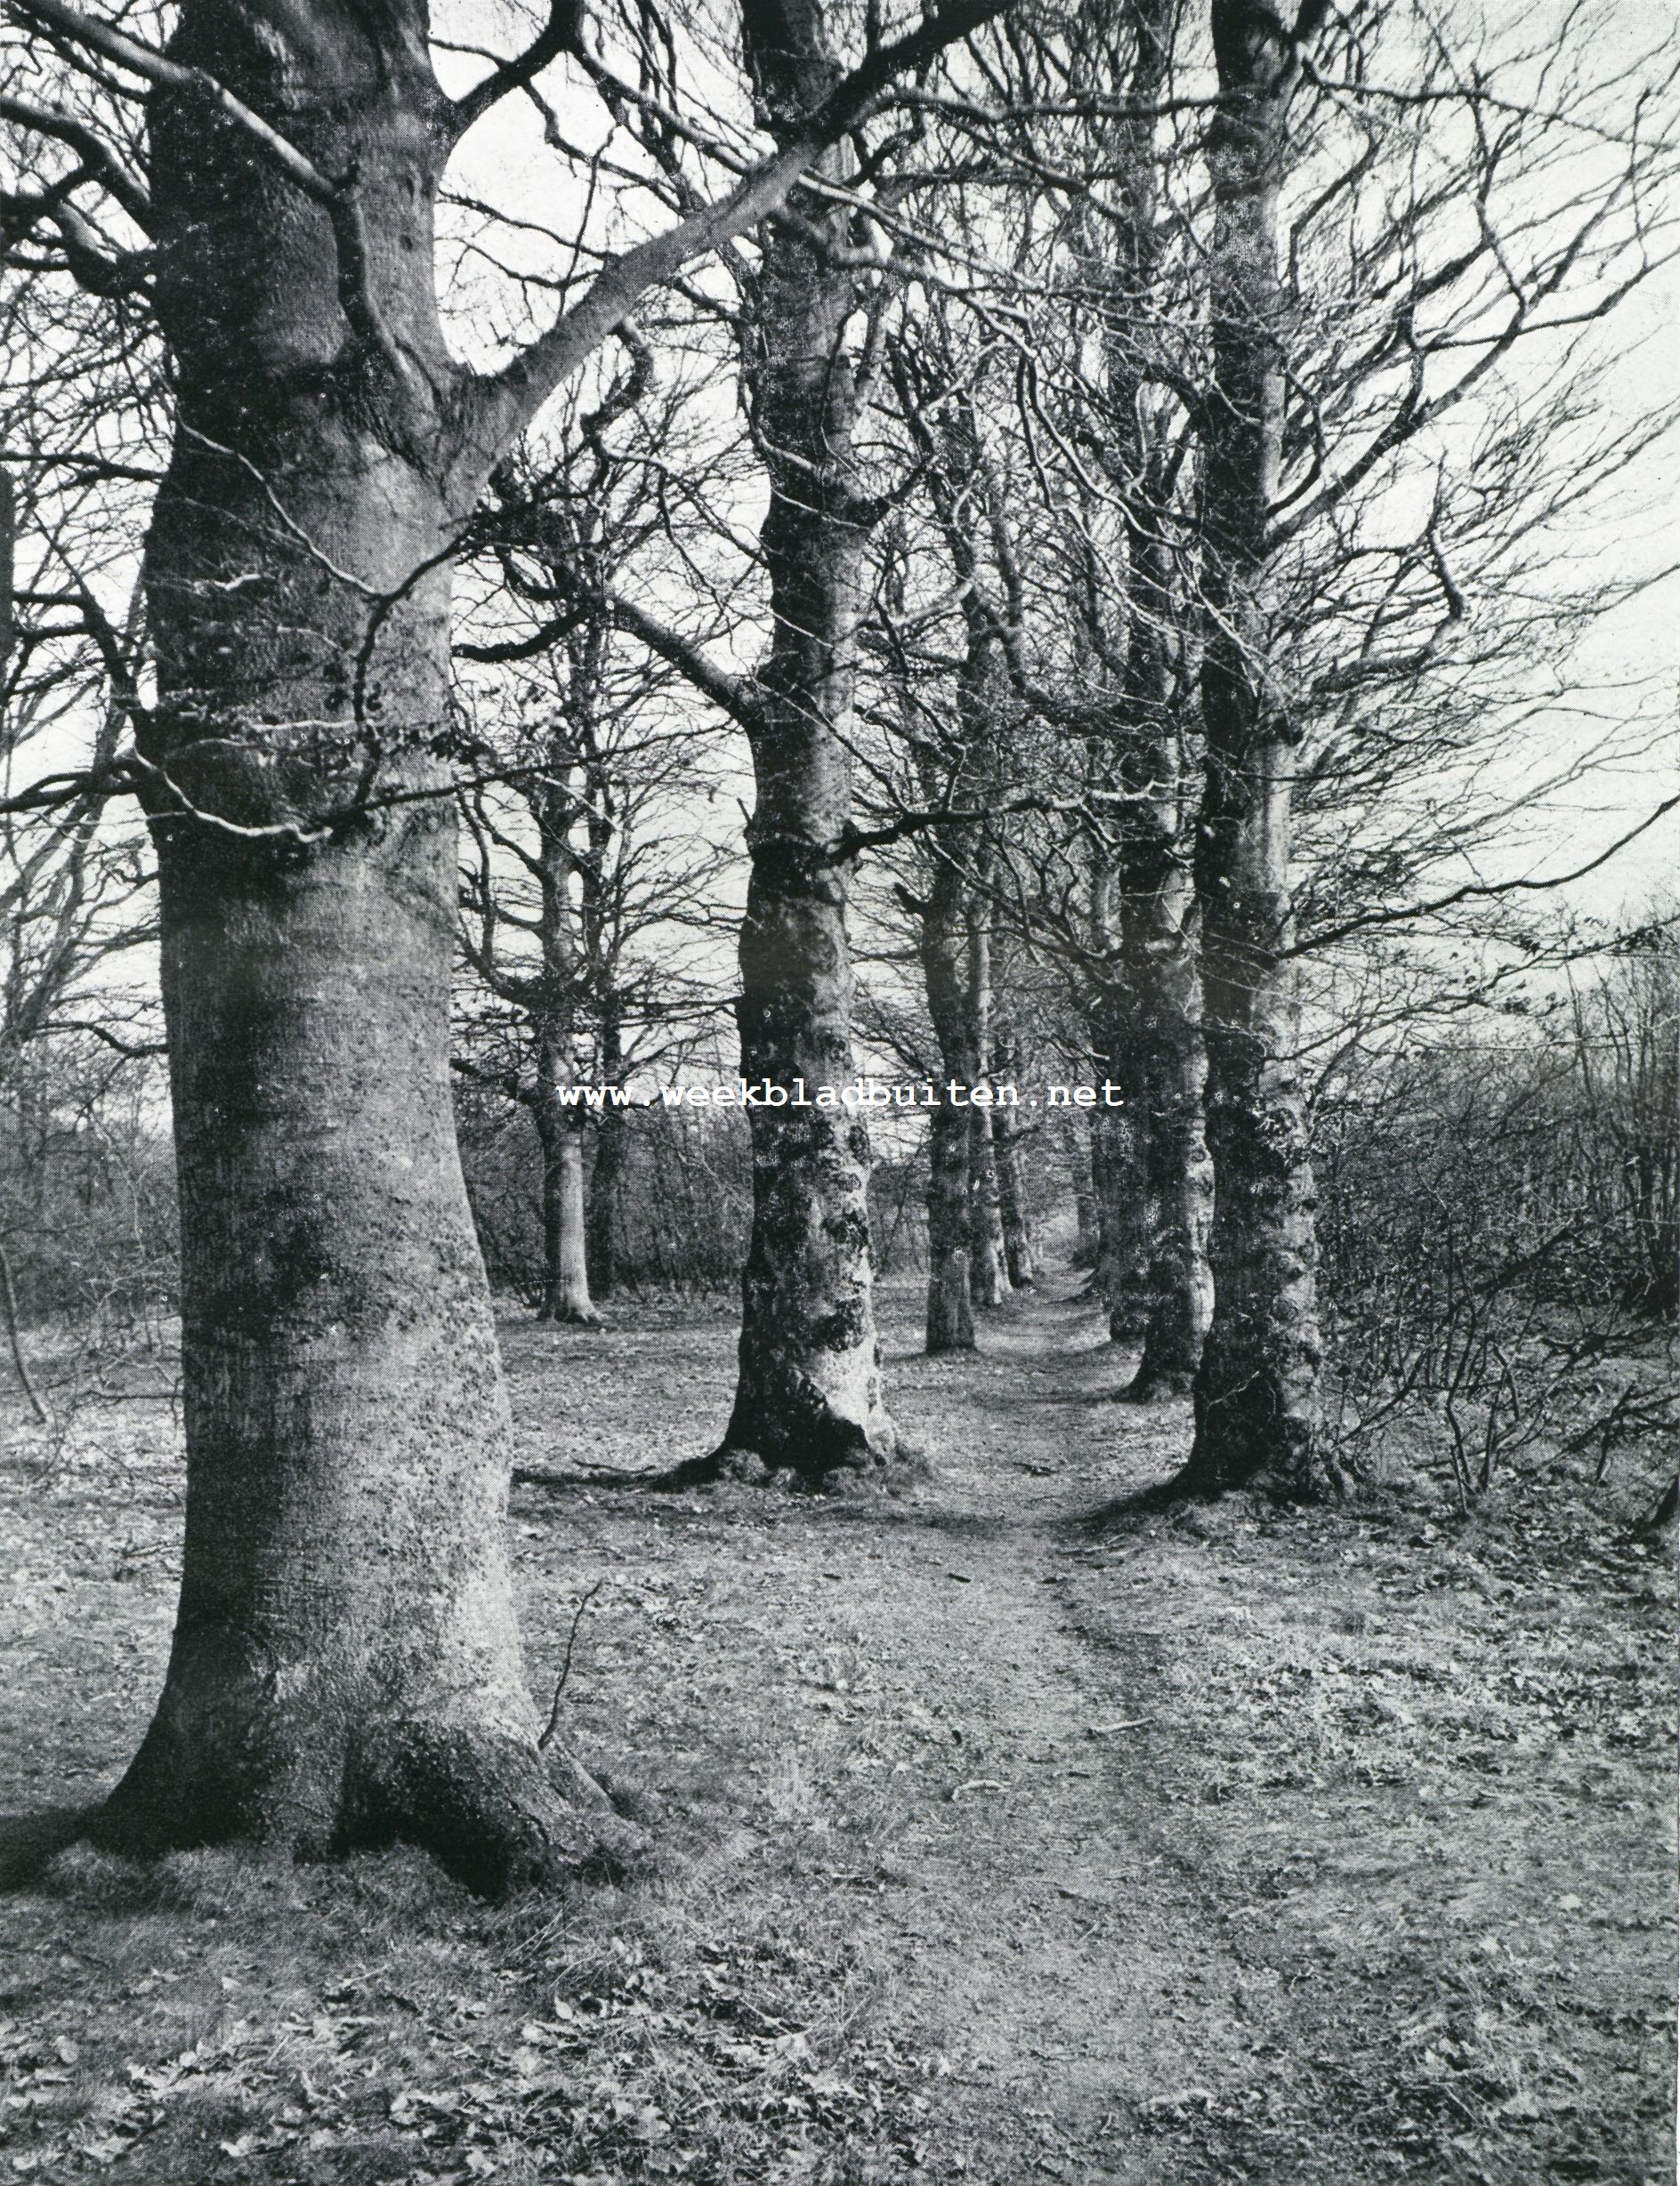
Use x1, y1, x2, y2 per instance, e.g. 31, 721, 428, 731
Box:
3, 0, 1676, 1887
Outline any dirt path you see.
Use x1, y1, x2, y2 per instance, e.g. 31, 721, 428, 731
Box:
520, 1270, 1674, 2184
511, 1274, 1253, 2178
811, 1287, 1253, 2183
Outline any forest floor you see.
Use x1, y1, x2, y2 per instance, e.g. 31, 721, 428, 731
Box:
0, 1271, 1674, 2186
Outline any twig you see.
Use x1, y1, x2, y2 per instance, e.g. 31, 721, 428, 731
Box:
513, 1461, 650, 1488
537, 1579, 603, 1751
0, 1244, 49, 1424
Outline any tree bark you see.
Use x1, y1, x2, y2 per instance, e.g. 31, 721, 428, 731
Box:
92, 3, 625, 1889
1072, 1127, 1100, 1268
529, 738, 601, 1327
920, 851, 976, 1353
712, 0, 895, 1482
969, 1102, 1012, 1306
1097, 0, 1213, 1400
1180, 0, 1334, 1496
992, 1030, 1036, 1290
1090, 1010, 1151, 1341
535, 1045, 601, 1328
965, 895, 1012, 1308
1123, 990, 1214, 1397
586, 1001, 626, 1302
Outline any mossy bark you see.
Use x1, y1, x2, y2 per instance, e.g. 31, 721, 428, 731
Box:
711, 4, 895, 1483
1180, 0, 1335, 1497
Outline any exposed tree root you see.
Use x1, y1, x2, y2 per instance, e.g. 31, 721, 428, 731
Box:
537, 1303, 604, 1329
652, 1436, 930, 1497
89, 1722, 644, 1899
1160, 1443, 1351, 1505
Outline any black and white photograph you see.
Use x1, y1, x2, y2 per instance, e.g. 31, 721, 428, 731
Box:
1, 0, 1676, 2178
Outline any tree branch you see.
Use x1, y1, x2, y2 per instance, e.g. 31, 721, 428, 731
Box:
10, 0, 338, 204
603, 589, 764, 733
459, 0, 1009, 460
448, 0, 585, 141
9, 0, 415, 380
0, 92, 153, 229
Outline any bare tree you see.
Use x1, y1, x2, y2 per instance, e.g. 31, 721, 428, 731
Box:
2, 0, 1001, 1885
454, 372, 734, 1327
1175, 0, 1335, 1494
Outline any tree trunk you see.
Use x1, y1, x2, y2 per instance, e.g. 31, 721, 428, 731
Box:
969, 1104, 1012, 1306
586, 1002, 626, 1303
1072, 1128, 1100, 1267
1180, 0, 1334, 1496
993, 1030, 1036, 1290
965, 903, 1011, 1308
1124, 989, 1214, 1398
535, 1069, 601, 1327
920, 850, 975, 1354
1090, 1014, 1150, 1341
994, 1116, 1035, 1288
711, 5, 895, 1482
93, 3, 623, 1889
1101, 0, 1212, 1401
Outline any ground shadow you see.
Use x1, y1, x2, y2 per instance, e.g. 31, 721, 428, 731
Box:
0, 1805, 90, 1889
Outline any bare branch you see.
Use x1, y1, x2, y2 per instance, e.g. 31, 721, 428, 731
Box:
461, 0, 1009, 459
448, 0, 585, 141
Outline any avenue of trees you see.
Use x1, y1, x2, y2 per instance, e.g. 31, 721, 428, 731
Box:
3, 0, 1676, 1889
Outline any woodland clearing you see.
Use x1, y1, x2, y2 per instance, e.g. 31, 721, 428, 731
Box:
1, 1271, 1673, 2186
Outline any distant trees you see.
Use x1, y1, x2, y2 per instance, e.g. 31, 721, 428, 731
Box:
875, 340, 1026, 1354
454, 382, 732, 1327
1317, 914, 1679, 1504
1, 365, 164, 1413
1563, 925, 1680, 1326
858, 0, 1679, 1496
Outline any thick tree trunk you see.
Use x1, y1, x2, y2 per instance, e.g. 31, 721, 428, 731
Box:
920, 851, 975, 1353
712, 11, 895, 1482
1124, 984, 1214, 1398
1180, 0, 1334, 1496
725, 828, 894, 1477
1102, 0, 1212, 1402
93, 4, 623, 1887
